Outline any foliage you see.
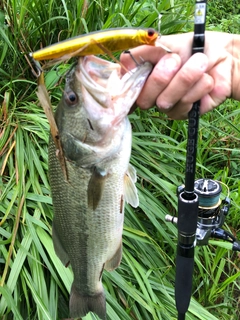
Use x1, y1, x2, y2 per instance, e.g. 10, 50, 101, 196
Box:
207, 0, 240, 32
0, 1, 239, 320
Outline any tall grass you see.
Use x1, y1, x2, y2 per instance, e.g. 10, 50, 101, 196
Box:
1, 0, 239, 319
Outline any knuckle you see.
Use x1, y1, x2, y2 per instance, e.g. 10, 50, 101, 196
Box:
178, 68, 197, 85
203, 74, 214, 91
151, 69, 170, 85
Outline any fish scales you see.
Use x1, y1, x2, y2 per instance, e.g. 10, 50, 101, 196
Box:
49, 129, 129, 317
48, 55, 152, 319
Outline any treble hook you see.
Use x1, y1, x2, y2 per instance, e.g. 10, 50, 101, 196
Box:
123, 50, 144, 67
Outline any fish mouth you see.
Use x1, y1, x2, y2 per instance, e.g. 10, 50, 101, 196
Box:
77, 55, 120, 102
75, 55, 153, 113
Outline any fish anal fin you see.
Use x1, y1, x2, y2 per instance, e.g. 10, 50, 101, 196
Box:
105, 242, 122, 271
123, 164, 139, 208
70, 284, 106, 320
52, 223, 70, 267
88, 166, 108, 210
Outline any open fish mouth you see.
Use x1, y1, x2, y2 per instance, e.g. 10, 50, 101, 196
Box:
75, 55, 153, 110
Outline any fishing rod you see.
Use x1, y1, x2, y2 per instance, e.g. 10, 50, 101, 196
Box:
174, 2, 207, 318
165, 1, 240, 319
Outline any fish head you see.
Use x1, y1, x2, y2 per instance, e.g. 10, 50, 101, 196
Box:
55, 55, 152, 163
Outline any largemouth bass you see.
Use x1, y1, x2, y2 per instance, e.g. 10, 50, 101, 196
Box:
48, 55, 152, 319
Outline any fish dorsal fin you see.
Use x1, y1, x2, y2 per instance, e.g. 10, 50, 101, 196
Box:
123, 164, 139, 208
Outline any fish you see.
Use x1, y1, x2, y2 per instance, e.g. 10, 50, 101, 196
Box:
48, 55, 153, 319
30, 27, 168, 61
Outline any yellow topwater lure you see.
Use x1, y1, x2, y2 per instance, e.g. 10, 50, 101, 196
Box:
30, 28, 169, 61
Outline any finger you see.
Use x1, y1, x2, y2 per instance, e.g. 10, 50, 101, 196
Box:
161, 74, 213, 120
208, 55, 232, 102
136, 53, 182, 109
157, 33, 193, 59
160, 32, 230, 71
120, 33, 193, 73
164, 94, 213, 120
120, 45, 167, 73
156, 53, 209, 111
180, 73, 214, 105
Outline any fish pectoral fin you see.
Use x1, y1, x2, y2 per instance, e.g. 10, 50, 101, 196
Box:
105, 242, 122, 271
127, 163, 137, 183
123, 164, 139, 208
70, 284, 106, 320
88, 166, 108, 210
52, 223, 70, 267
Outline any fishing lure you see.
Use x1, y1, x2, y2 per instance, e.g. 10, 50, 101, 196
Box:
30, 27, 169, 61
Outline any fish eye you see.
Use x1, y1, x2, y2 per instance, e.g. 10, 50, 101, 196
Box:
147, 28, 156, 37
65, 91, 78, 105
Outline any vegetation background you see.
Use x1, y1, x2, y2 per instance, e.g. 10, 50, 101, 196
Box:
0, 0, 239, 319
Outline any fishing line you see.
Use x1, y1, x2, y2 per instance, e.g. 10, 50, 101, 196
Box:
194, 178, 222, 207
158, 14, 162, 34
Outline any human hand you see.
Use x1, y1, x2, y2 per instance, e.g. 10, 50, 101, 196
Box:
120, 32, 238, 119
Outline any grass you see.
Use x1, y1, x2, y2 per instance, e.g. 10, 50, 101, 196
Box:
0, 0, 240, 319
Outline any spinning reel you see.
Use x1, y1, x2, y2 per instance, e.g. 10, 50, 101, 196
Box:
166, 178, 240, 251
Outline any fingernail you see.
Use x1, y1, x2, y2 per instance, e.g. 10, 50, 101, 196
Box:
158, 56, 179, 71
156, 101, 173, 111
191, 53, 208, 71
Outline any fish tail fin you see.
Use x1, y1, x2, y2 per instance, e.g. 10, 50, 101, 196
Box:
70, 284, 106, 320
